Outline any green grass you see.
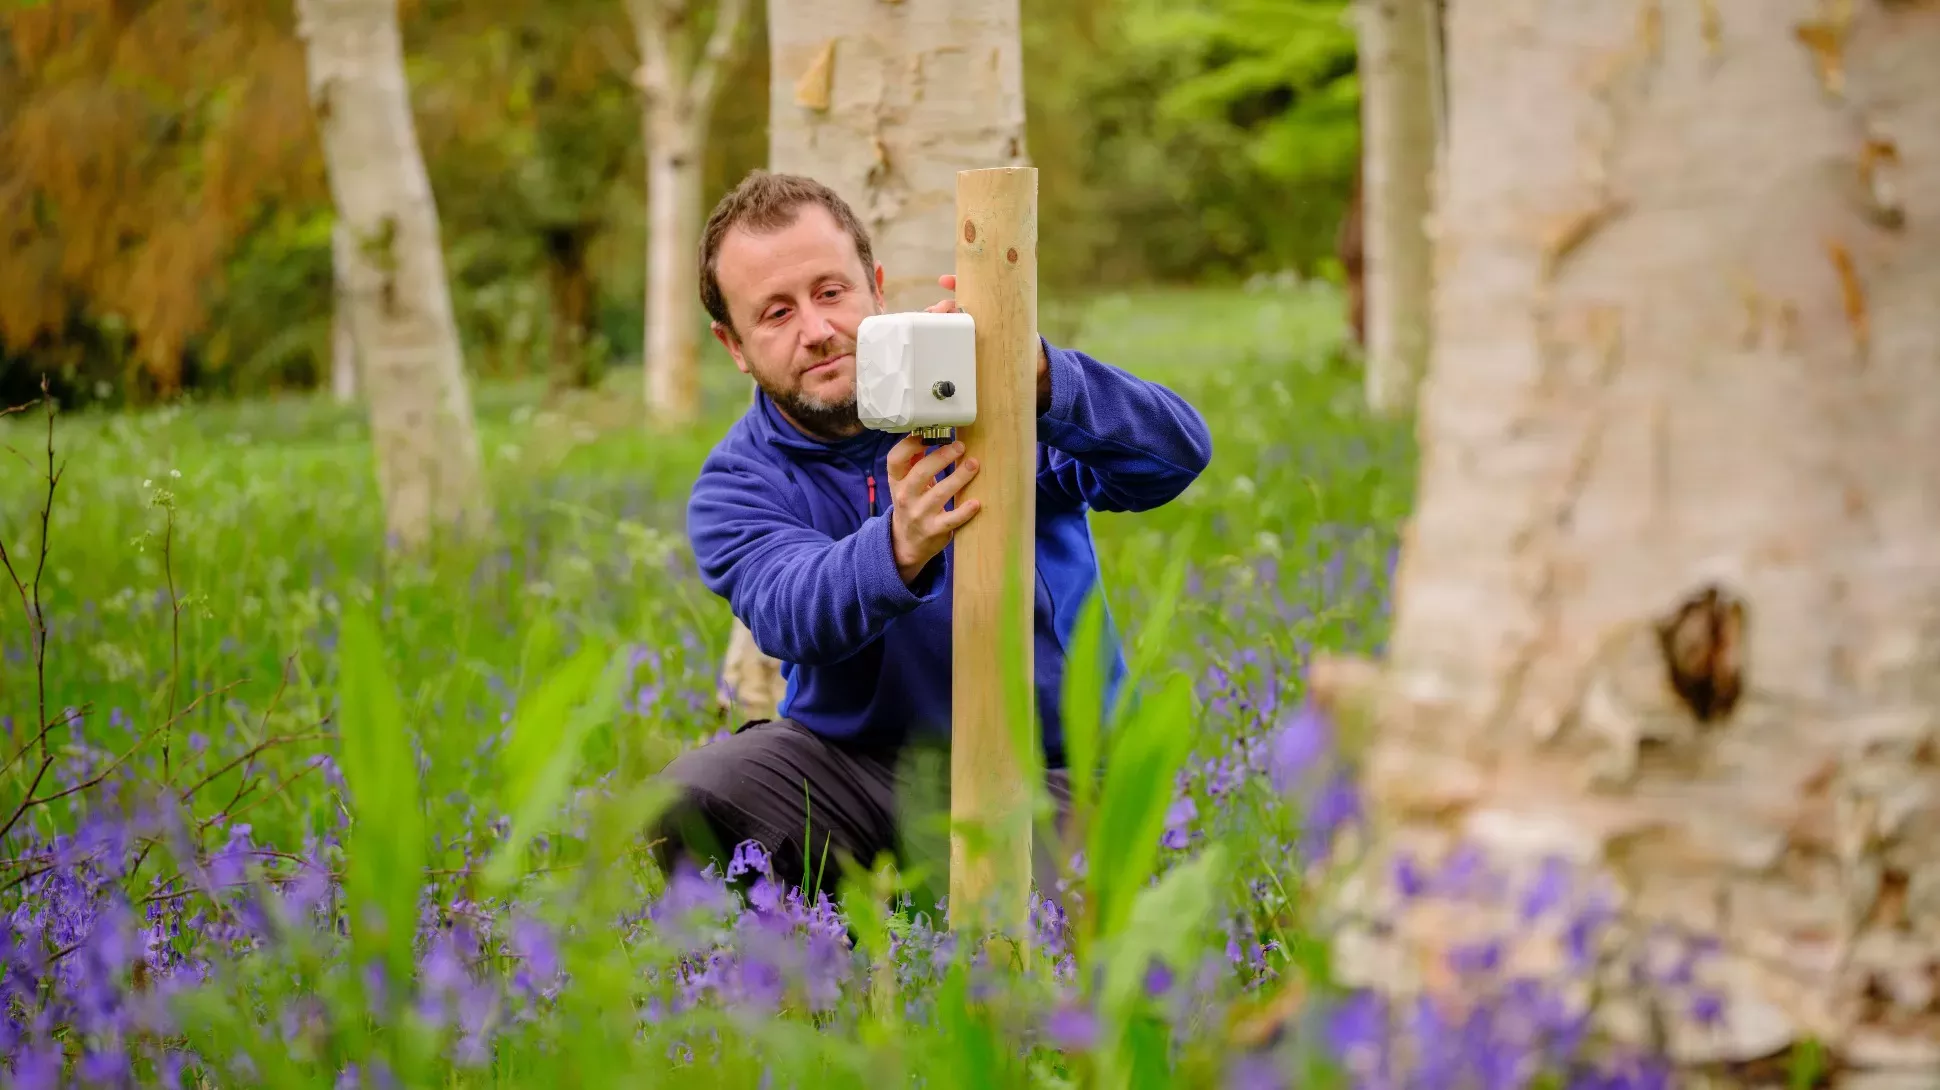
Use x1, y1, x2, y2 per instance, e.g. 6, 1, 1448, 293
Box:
4, 280, 1404, 838
2, 281, 1425, 1087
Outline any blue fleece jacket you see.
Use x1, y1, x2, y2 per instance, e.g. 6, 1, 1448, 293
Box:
685, 339, 1211, 766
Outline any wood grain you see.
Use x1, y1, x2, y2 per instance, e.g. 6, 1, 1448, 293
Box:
949, 166, 1037, 936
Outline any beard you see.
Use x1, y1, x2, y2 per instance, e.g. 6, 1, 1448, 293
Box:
765, 377, 860, 442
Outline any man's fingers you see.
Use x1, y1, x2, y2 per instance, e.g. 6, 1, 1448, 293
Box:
935, 497, 981, 531
938, 274, 956, 291
907, 442, 964, 486
925, 457, 978, 504
885, 433, 926, 480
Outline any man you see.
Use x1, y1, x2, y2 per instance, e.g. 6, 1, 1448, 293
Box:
652, 170, 1212, 898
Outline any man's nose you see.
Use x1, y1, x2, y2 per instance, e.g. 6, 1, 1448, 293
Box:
799, 303, 836, 345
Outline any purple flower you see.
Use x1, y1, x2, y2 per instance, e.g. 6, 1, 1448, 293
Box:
727, 840, 771, 881
1267, 702, 1330, 793
1161, 795, 1198, 851
1044, 1002, 1097, 1051
1394, 854, 1430, 899
1520, 856, 1572, 923
1690, 990, 1725, 1027
1142, 958, 1175, 997
11, 1040, 64, 1090
1224, 1053, 1286, 1090
1447, 938, 1504, 977
1299, 772, 1361, 861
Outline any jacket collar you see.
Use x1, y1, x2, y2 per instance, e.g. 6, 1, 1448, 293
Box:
751, 388, 893, 463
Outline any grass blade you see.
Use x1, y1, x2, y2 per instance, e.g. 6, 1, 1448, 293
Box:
333, 602, 425, 1018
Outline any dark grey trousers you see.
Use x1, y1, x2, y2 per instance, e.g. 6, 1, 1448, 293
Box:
648, 718, 1074, 906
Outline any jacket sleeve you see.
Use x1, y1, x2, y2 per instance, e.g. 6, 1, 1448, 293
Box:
1034, 339, 1214, 512
686, 455, 944, 666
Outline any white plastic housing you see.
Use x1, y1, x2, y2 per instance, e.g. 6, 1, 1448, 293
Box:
855, 311, 977, 433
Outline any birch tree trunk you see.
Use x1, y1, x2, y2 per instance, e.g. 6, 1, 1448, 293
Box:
631, 0, 749, 428
297, 0, 489, 547
1319, 2, 1940, 1082
716, 0, 1030, 722
769, 0, 1028, 311
1355, 0, 1438, 418
330, 222, 359, 404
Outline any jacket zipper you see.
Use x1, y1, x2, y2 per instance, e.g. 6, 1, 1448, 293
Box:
867, 472, 878, 517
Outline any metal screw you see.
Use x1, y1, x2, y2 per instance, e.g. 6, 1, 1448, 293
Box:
932, 380, 956, 400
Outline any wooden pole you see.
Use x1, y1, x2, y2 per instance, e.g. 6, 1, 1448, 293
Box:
949, 166, 1038, 938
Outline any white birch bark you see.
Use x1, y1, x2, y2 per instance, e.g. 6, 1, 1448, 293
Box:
1318, 2, 1940, 1082
768, 0, 1028, 311
297, 0, 489, 547
631, 0, 750, 428
717, 0, 1030, 721
1355, 0, 1438, 418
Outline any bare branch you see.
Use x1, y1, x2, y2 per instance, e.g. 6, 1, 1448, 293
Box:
0, 377, 59, 784
688, 0, 750, 120
1, 705, 86, 777
207, 653, 302, 821
0, 680, 243, 846
177, 731, 330, 803
626, 0, 679, 103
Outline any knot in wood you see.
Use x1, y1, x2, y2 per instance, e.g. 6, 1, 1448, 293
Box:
962, 220, 977, 243
1654, 584, 1746, 724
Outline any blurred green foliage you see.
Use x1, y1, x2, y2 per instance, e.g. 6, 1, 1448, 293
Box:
0, 0, 1358, 409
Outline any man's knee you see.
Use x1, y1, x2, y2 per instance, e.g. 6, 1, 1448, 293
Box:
646, 721, 884, 894
649, 727, 792, 875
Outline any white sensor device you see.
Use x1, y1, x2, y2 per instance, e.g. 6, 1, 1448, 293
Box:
855, 311, 977, 439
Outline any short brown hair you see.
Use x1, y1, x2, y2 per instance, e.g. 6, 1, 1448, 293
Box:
698, 170, 877, 339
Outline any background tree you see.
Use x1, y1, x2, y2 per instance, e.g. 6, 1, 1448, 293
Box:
1319, 1, 1940, 1081
1353, 0, 1437, 417
332, 222, 360, 403
297, 0, 489, 547
406, 0, 643, 395
629, 0, 752, 427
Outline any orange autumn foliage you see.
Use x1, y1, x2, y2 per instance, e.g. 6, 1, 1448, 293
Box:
1, 0, 325, 398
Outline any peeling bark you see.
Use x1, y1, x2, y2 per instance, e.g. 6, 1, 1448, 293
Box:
630, 0, 750, 427
716, 0, 1031, 722
768, 0, 1028, 311
1324, 1, 1940, 1083
297, 0, 490, 548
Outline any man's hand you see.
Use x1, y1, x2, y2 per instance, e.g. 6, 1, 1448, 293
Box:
928, 274, 1051, 414
886, 433, 980, 585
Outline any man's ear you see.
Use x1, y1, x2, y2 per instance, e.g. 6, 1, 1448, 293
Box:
872, 262, 887, 308
711, 322, 750, 375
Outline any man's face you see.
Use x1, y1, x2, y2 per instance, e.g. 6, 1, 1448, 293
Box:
710, 205, 885, 441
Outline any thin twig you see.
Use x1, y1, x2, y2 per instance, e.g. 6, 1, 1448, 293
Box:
0, 681, 243, 845
205, 757, 327, 831
0, 378, 61, 843
210, 653, 301, 821
177, 731, 329, 802
1, 705, 86, 777
0, 863, 55, 899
